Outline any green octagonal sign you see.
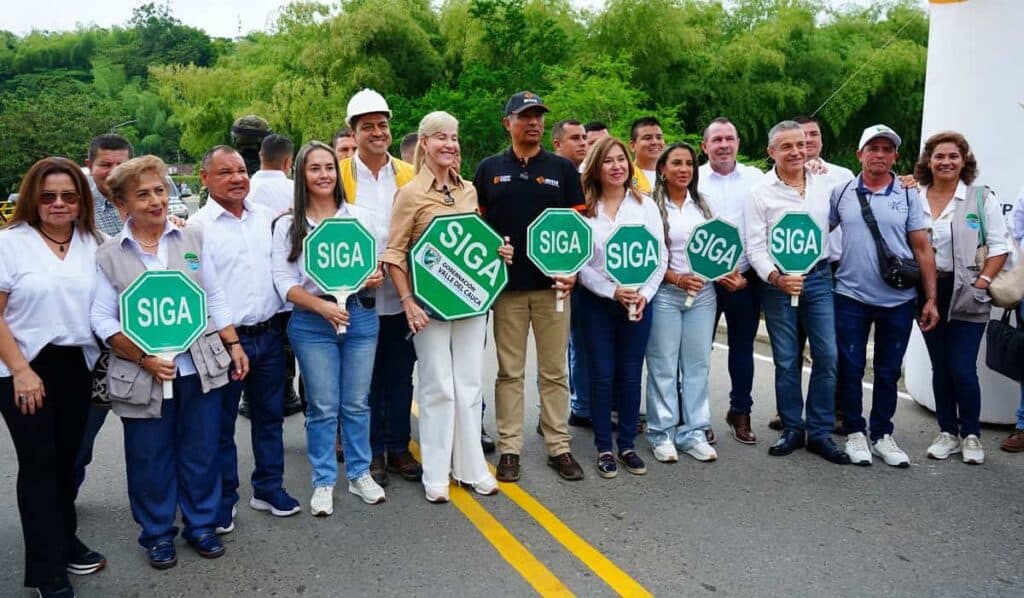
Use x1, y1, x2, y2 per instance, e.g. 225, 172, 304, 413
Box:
604, 224, 661, 287
303, 217, 377, 293
410, 213, 508, 320
770, 211, 823, 275
686, 217, 743, 282
527, 208, 592, 312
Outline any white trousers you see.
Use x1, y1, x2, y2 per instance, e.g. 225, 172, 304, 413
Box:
413, 315, 493, 490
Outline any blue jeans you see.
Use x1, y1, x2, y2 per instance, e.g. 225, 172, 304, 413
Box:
835, 294, 916, 441
645, 284, 715, 450
715, 271, 762, 415
569, 291, 590, 418
1017, 304, 1024, 430
73, 403, 109, 494
288, 298, 378, 486
577, 287, 652, 454
762, 261, 837, 440
921, 277, 986, 438
122, 374, 222, 548
218, 325, 288, 526
369, 313, 416, 456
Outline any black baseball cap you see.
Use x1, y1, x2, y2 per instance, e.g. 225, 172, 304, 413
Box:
504, 91, 550, 116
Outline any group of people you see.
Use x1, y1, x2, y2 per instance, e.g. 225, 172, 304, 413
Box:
3, 87, 1024, 598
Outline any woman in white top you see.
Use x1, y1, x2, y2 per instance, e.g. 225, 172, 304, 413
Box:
915, 131, 1009, 465
644, 143, 719, 465
576, 137, 667, 479
271, 141, 386, 515
0, 157, 106, 597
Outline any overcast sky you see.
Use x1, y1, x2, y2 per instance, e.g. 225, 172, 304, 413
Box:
8, 0, 925, 39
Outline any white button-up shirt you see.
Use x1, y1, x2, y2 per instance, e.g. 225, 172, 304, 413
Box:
272, 206, 354, 300
746, 166, 832, 282
579, 191, 668, 301
190, 198, 284, 326
0, 225, 102, 376
248, 170, 294, 215
664, 192, 714, 275
920, 182, 1010, 272
698, 162, 764, 272
348, 154, 401, 315
91, 222, 233, 377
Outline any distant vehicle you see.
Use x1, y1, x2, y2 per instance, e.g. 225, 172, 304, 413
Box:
0, 194, 16, 223
166, 177, 189, 220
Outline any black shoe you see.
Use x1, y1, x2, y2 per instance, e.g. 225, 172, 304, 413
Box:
370, 455, 389, 487
768, 414, 783, 431
238, 397, 251, 419
807, 437, 851, 464
536, 420, 543, 436
66, 538, 105, 575
481, 428, 496, 454
146, 541, 177, 570
283, 392, 304, 417
187, 533, 224, 559
34, 578, 75, 597
568, 413, 592, 428
768, 430, 806, 456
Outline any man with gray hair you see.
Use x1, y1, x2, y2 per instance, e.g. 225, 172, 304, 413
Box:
745, 120, 849, 464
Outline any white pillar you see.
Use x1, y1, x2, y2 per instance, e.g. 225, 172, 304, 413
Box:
908, 0, 1024, 423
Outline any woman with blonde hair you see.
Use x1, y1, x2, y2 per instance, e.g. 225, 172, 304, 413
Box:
382, 111, 511, 503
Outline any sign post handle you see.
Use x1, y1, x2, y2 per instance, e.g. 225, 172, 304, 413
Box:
628, 287, 641, 322
332, 292, 350, 335
791, 293, 800, 308
159, 352, 176, 399
685, 291, 696, 308
556, 290, 565, 313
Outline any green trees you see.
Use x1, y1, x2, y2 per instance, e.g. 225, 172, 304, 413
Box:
1, 0, 929, 191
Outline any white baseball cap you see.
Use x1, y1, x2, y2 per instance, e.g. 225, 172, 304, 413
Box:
858, 124, 902, 150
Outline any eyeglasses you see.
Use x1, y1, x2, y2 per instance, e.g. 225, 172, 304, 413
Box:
40, 191, 81, 205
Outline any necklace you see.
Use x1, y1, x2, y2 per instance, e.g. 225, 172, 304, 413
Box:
37, 225, 74, 253
780, 175, 806, 197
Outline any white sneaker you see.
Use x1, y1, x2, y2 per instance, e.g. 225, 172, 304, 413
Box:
871, 434, 910, 468
927, 432, 961, 460
845, 432, 873, 466
214, 506, 237, 534
683, 440, 717, 462
424, 485, 449, 504
472, 475, 499, 496
652, 443, 679, 463
961, 435, 985, 465
348, 473, 386, 505
310, 486, 334, 516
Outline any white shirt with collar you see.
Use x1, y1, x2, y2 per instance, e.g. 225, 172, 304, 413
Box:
665, 191, 714, 275
247, 170, 294, 215
920, 181, 1010, 273
579, 190, 668, 302
347, 153, 401, 315
0, 225, 102, 376
698, 161, 764, 272
746, 166, 832, 283
91, 221, 233, 377
272, 205, 353, 300
190, 198, 284, 326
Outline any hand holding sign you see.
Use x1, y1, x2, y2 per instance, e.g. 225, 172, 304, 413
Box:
527, 209, 592, 312
685, 218, 744, 307
769, 212, 823, 307
120, 270, 208, 399
303, 217, 377, 334
604, 224, 661, 321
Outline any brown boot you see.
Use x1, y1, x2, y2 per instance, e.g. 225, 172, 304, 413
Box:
726, 412, 756, 445
386, 451, 423, 481
369, 455, 388, 487
496, 453, 520, 482
547, 452, 584, 481
1000, 429, 1024, 453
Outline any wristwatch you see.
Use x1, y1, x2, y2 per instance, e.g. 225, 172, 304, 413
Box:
137, 353, 150, 368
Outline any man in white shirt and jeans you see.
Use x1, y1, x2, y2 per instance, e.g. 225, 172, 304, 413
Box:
247, 134, 294, 215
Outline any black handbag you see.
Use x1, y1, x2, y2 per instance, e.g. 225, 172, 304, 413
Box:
985, 308, 1024, 382
854, 188, 922, 289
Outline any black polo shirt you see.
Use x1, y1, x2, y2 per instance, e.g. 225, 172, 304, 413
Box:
473, 147, 585, 291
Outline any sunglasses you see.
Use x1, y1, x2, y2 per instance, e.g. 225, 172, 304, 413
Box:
40, 191, 81, 205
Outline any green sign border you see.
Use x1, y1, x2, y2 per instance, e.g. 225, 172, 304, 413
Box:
602, 223, 661, 288
410, 212, 508, 320
302, 216, 377, 293
119, 270, 208, 355
684, 216, 744, 282
769, 210, 824, 275
526, 208, 593, 276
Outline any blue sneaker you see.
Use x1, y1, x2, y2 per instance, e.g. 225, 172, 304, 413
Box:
187, 533, 224, 559
250, 490, 301, 517
146, 541, 177, 570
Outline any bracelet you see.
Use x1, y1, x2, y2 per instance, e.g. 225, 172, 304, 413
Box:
399, 294, 413, 302
224, 340, 241, 349
979, 274, 993, 284
137, 353, 150, 368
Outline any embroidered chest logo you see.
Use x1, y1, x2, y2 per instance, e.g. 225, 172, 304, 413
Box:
493, 175, 512, 184
184, 252, 201, 271
536, 177, 560, 188
964, 213, 981, 230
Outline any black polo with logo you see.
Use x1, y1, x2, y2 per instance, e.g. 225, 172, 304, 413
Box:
473, 147, 585, 291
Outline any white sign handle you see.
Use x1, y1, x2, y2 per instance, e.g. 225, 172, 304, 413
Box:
332, 291, 350, 335
158, 351, 176, 399
628, 287, 642, 322
791, 294, 800, 307
685, 291, 696, 308
556, 294, 565, 313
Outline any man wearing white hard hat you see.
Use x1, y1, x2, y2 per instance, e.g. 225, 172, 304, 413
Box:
338, 89, 422, 487
828, 124, 938, 468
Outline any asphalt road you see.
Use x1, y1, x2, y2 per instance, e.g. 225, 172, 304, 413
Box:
2, 326, 1022, 597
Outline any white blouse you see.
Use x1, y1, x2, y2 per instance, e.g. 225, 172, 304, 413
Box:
579, 191, 668, 301
921, 182, 1009, 273
272, 206, 353, 300
664, 192, 714, 275
0, 224, 101, 377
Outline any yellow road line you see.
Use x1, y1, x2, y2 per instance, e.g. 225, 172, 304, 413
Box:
408, 441, 574, 597
411, 401, 651, 597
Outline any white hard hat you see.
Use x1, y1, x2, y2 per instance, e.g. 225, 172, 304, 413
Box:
346, 88, 391, 128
